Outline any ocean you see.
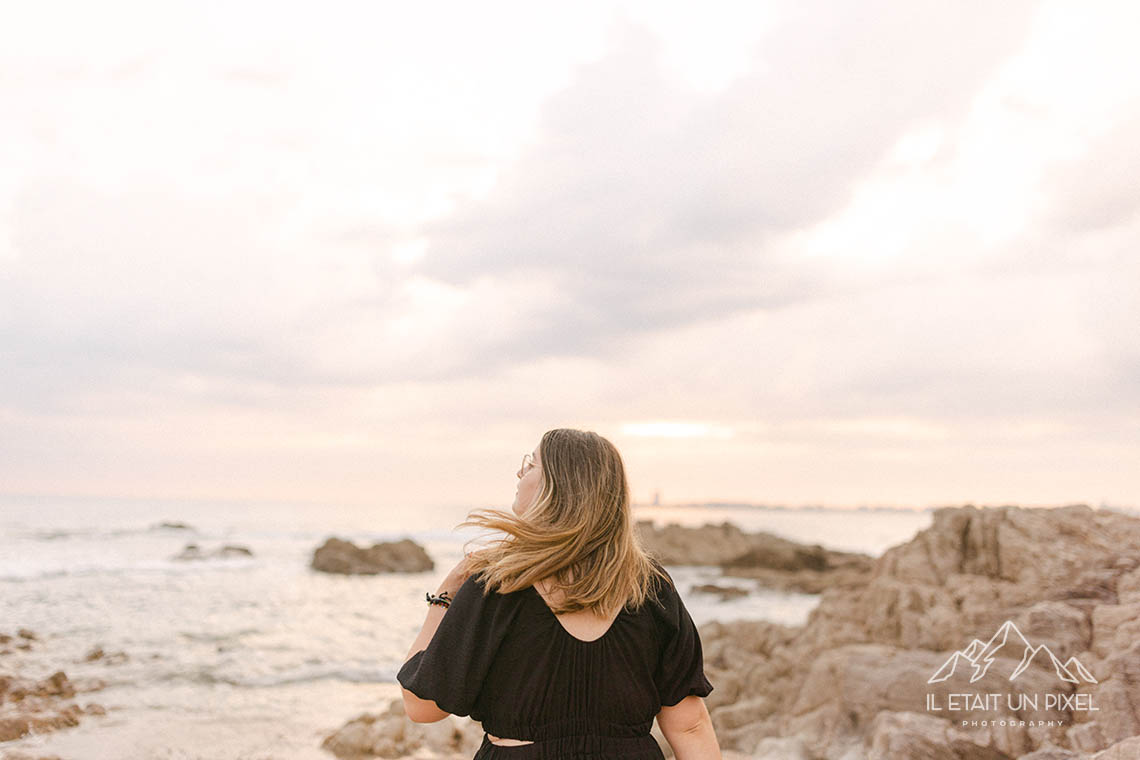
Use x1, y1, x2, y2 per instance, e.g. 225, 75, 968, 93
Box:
0, 495, 931, 759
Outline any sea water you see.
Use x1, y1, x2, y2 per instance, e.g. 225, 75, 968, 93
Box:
0, 495, 931, 759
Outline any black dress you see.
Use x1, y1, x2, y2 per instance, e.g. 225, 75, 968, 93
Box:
397, 562, 714, 759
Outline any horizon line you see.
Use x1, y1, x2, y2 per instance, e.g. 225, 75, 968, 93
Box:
1, 491, 1133, 514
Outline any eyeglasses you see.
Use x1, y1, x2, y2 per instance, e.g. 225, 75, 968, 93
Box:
519, 453, 537, 477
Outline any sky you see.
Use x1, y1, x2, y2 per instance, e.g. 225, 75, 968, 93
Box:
2, 1, 1138, 512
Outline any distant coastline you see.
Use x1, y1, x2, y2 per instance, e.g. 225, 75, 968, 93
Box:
633, 501, 936, 512
633, 500, 1136, 513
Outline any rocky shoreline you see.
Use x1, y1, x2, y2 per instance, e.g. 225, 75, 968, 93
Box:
697, 504, 1140, 759
321, 505, 1140, 759
0, 630, 108, 760
8, 505, 1140, 759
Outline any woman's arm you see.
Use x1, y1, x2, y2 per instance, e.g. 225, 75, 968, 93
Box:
656, 695, 722, 760
400, 558, 472, 722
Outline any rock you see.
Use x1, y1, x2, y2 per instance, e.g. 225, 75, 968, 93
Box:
0, 664, 104, 744
153, 521, 193, 530
321, 698, 482, 758
692, 505, 1140, 760
716, 696, 777, 731
635, 520, 873, 594
1013, 601, 1091, 661
173, 542, 202, 560
17, 629, 36, 640
171, 542, 254, 561
800, 505, 1140, 655
636, 520, 870, 572
751, 735, 813, 759
5, 671, 76, 701
691, 583, 751, 601
725, 565, 873, 594
82, 645, 129, 665
873, 505, 1138, 590
1092, 736, 1140, 758
1114, 565, 1140, 604
637, 520, 756, 565
1068, 721, 1109, 754
0, 703, 82, 741
1018, 749, 1084, 760
1074, 639, 1140, 749
39, 671, 74, 699
1090, 602, 1140, 660
864, 711, 1012, 759
311, 537, 434, 575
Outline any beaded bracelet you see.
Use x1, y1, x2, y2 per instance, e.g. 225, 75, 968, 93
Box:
425, 590, 452, 608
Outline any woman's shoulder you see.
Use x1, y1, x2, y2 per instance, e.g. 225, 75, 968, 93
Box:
646, 557, 677, 597
643, 559, 684, 621
455, 572, 530, 604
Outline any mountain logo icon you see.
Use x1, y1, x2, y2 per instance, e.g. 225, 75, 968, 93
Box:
928, 620, 1098, 686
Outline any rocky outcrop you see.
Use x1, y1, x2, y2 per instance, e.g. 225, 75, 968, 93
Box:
0, 630, 106, 744
321, 698, 484, 758
311, 537, 434, 575
698, 505, 1140, 760
635, 520, 874, 593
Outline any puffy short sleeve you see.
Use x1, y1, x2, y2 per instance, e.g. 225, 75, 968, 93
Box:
397, 573, 514, 718
651, 564, 714, 707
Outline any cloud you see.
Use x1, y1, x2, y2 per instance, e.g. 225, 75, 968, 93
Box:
414, 2, 1040, 364
1041, 107, 1140, 236
0, 2, 1046, 416
0, 176, 408, 411
12, 1, 1140, 510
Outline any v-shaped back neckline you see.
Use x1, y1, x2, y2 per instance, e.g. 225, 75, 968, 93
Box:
527, 584, 625, 644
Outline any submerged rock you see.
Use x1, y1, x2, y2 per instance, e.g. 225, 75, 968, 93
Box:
171, 543, 254, 561
152, 521, 194, 531
81, 645, 129, 665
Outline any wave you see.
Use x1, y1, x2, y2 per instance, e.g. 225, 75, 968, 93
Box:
153, 663, 393, 689
0, 557, 258, 583
14, 527, 200, 545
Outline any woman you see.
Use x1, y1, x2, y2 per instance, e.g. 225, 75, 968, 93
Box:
398, 428, 721, 759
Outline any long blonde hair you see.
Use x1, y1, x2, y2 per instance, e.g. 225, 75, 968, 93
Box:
458, 428, 670, 617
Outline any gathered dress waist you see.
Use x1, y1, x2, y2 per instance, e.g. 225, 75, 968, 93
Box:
474, 732, 664, 760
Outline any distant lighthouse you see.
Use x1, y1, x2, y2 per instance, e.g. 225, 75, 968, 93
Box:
651, 490, 661, 506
